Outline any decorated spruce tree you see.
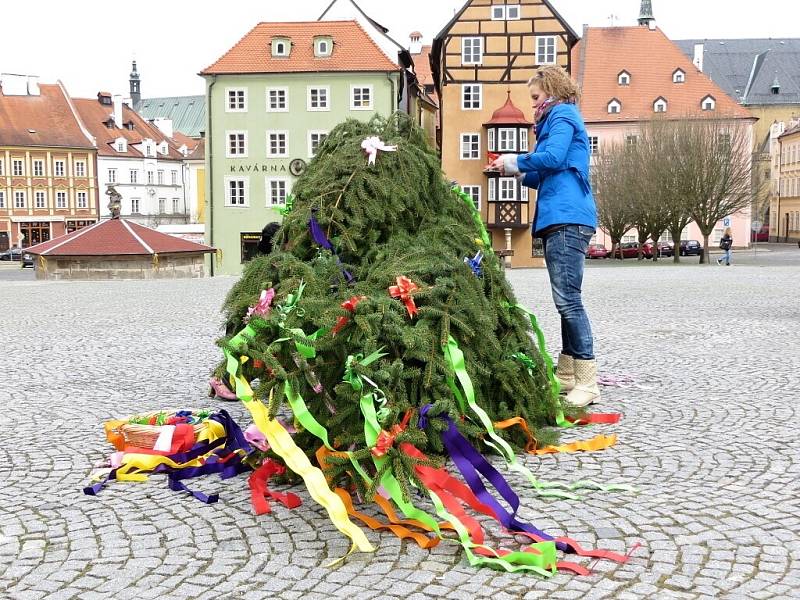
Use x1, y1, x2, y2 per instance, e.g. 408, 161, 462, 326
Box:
216, 113, 565, 502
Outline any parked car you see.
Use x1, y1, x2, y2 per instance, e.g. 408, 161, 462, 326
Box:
751, 226, 769, 243
586, 243, 610, 259
0, 248, 34, 267
22, 251, 33, 268
614, 242, 651, 259
679, 240, 702, 256
656, 241, 674, 257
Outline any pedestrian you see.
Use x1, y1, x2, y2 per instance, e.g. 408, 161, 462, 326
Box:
717, 227, 733, 266
258, 222, 281, 255
490, 66, 600, 407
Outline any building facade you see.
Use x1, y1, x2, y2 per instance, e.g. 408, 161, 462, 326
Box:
0, 76, 99, 250
574, 9, 757, 250
431, 0, 579, 267
201, 20, 401, 275
769, 121, 800, 242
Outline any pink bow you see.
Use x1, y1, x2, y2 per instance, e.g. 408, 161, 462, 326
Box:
245, 288, 275, 323
361, 136, 397, 166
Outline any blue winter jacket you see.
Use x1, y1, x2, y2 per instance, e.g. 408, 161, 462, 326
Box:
517, 103, 597, 236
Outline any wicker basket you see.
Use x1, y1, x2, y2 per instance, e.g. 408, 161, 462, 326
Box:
116, 410, 212, 449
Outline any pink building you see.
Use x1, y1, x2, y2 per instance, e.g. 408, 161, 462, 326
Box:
573, 15, 757, 249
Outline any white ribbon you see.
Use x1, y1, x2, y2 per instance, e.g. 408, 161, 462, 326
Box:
361, 136, 397, 165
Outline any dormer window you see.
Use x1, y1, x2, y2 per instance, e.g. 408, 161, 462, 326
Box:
608, 99, 622, 114
158, 142, 169, 155
314, 36, 332, 57
672, 69, 685, 83
115, 138, 127, 153
701, 95, 716, 111
653, 97, 668, 113
272, 37, 290, 57
618, 71, 631, 86
97, 92, 112, 106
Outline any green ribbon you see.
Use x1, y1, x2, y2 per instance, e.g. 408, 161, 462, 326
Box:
278, 194, 294, 217
277, 280, 306, 327
511, 352, 536, 372
453, 185, 493, 254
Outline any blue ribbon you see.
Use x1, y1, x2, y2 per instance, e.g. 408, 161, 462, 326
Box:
309, 210, 355, 283
464, 251, 484, 277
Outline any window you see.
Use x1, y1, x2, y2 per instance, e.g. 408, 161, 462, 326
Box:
267, 131, 288, 157
608, 99, 622, 114
147, 171, 154, 185
521, 184, 529, 202
308, 131, 329, 157
267, 87, 288, 112
273, 38, 290, 57
77, 191, 88, 208
506, 5, 520, 19
226, 88, 247, 112
13, 159, 23, 176
56, 191, 67, 209
131, 198, 140, 213
462, 185, 481, 211
491, 5, 505, 19
55, 161, 65, 177
536, 37, 556, 65
35, 191, 46, 208
489, 178, 496, 201
171, 170, 178, 185
33, 160, 44, 177
308, 86, 330, 111
588, 136, 599, 155
116, 139, 127, 152
488, 129, 496, 152
267, 177, 290, 206
351, 86, 373, 110
492, 5, 520, 20
460, 133, 480, 160
66, 220, 93, 234
462, 37, 483, 65
462, 84, 481, 110
129, 169, 138, 184
315, 37, 332, 57
226, 177, 248, 206
673, 69, 685, 83
626, 135, 638, 146
158, 198, 166, 213
157, 170, 164, 185
0, 191, 4, 208
499, 128, 517, 152
499, 177, 516, 201
108, 168, 117, 183
144, 143, 155, 157
618, 71, 631, 85
172, 198, 179, 213
0, 159, 4, 176
14, 191, 26, 208
702, 95, 716, 111
75, 161, 86, 177
226, 131, 248, 157
520, 129, 529, 151
654, 97, 667, 113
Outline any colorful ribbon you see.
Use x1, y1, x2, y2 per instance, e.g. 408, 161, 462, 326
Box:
464, 252, 484, 277
332, 295, 367, 335
361, 136, 397, 165
389, 276, 419, 318
308, 210, 354, 283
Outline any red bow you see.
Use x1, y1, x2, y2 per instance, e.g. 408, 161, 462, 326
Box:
389, 276, 419, 318
332, 295, 367, 335
370, 410, 413, 458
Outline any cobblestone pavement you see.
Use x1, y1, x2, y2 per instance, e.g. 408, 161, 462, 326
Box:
1, 259, 799, 600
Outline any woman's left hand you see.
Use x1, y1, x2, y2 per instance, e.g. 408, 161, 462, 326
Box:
489, 156, 505, 173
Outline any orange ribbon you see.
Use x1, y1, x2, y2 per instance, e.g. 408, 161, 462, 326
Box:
332, 295, 367, 335
531, 434, 618, 455
389, 276, 419, 318
494, 417, 538, 453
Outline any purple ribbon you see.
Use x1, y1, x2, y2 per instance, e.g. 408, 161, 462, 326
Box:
168, 478, 219, 504
464, 252, 483, 277
418, 404, 434, 429
309, 211, 355, 284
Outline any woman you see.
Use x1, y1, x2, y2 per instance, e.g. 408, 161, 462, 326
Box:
717, 228, 733, 266
490, 66, 599, 407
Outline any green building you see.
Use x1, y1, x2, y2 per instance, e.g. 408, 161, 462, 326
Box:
200, 20, 400, 274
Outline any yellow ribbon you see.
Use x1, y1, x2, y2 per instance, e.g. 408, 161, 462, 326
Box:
530, 434, 618, 455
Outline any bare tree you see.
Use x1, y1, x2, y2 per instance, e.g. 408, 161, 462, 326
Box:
594, 142, 636, 259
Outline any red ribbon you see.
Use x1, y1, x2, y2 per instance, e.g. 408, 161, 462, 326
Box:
566, 413, 622, 426
332, 295, 367, 335
248, 459, 302, 515
389, 276, 419, 318
371, 411, 413, 458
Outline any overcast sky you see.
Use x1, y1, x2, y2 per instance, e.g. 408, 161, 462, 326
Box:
2, 0, 798, 99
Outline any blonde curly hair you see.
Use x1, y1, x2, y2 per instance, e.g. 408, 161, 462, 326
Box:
528, 66, 581, 102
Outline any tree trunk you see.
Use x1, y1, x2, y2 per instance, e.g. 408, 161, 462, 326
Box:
670, 228, 681, 263
701, 235, 710, 264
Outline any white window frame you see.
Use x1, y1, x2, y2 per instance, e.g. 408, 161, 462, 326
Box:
506, 4, 520, 20
266, 131, 289, 158
654, 98, 667, 113
702, 95, 716, 111
499, 177, 517, 201
172, 198, 180, 213
116, 139, 127, 153
225, 88, 247, 112
520, 129, 529, 151
171, 170, 178, 185
462, 37, 483, 65
308, 86, 330, 111
488, 129, 496, 152
54, 160, 65, 177
147, 170, 154, 185
273, 39, 290, 57
108, 168, 117, 183
489, 178, 497, 201
266, 87, 289, 112
14, 191, 26, 209
588, 136, 599, 155
521, 185, 529, 202
226, 131, 248, 158
56, 191, 67, 209
460, 133, 481, 160
77, 191, 88, 209
618, 71, 631, 85
608, 100, 622, 114
0, 191, 4, 208
34, 190, 46, 209
673, 69, 685, 83
266, 176, 291, 207
0, 159, 4, 176
491, 5, 506, 20
308, 131, 329, 158
75, 161, 86, 177
536, 36, 556, 65
225, 177, 249, 207
350, 85, 374, 111
315, 38, 332, 57
158, 198, 166, 213
462, 84, 482, 110
131, 198, 140, 213
129, 169, 138, 184
498, 128, 517, 152
12, 159, 24, 176
33, 159, 44, 177
157, 170, 164, 185
462, 185, 481, 211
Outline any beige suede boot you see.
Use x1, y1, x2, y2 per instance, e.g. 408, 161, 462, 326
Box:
555, 354, 575, 393
565, 359, 601, 407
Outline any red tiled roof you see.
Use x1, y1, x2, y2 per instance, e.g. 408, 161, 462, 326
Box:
200, 20, 397, 75
413, 45, 434, 86
72, 97, 185, 160
0, 83, 94, 148
576, 26, 753, 123
484, 92, 532, 126
25, 219, 215, 256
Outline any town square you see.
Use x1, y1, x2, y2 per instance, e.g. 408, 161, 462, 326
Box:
1, 0, 799, 598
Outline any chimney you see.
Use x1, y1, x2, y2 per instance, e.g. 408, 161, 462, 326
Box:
112, 94, 123, 128
27, 76, 40, 95
153, 117, 174, 139
409, 31, 423, 54
693, 43, 704, 71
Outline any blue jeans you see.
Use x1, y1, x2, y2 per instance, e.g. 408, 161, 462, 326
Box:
718, 249, 732, 265
542, 225, 595, 360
